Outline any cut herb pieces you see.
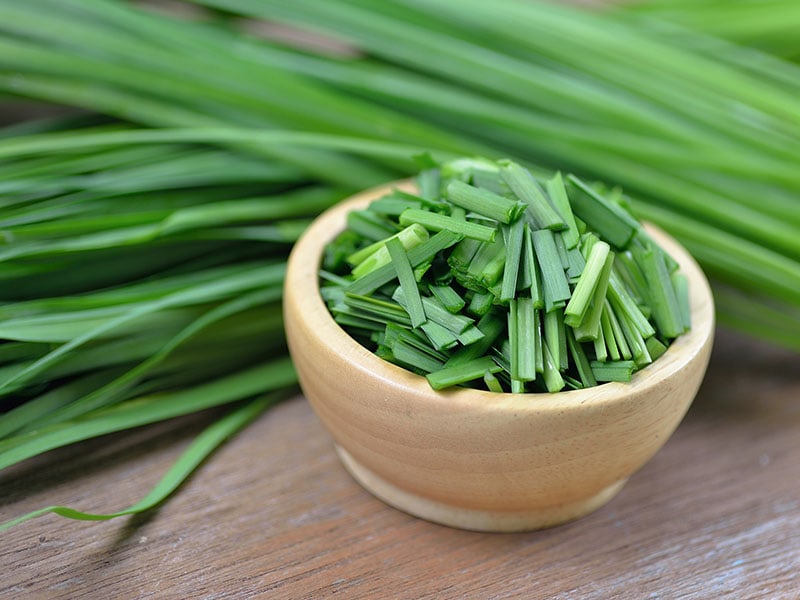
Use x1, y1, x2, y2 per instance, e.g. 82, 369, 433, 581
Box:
499, 160, 565, 231
566, 175, 639, 249
564, 241, 611, 328
348, 223, 428, 269
447, 180, 526, 224
386, 238, 426, 328
346, 230, 462, 296
531, 229, 571, 313
429, 284, 466, 314
347, 209, 397, 242
590, 360, 636, 383
426, 357, 502, 390
546, 173, 580, 249
500, 219, 525, 303
322, 156, 690, 393
638, 246, 686, 338
399, 208, 496, 243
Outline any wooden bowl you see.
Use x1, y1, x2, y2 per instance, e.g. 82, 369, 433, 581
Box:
284, 181, 715, 532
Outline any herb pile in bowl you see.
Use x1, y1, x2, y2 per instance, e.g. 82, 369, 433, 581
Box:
321, 158, 690, 393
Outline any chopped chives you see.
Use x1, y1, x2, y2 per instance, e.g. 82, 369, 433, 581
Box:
466, 235, 506, 288
386, 237, 426, 328
519, 225, 543, 309
593, 322, 608, 363
639, 246, 685, 338
604, 299, 633, 360
448, 237, 482, 271
564, 242, 586, 281
500, 219, 525, 302
531, 229, 571, 312
517, 224, 533, 291
446, 180, 526, 224
564, 241, 611, 328
457, 325, 486, 346
554, 232, 570, 270
390, 340, 444, 374
348, 223, 428, 270
467, 290, 495, 317
416, 169, 440, 202
546, 173, 580, 249
483, 370, 504, 393
347, 209, 397, 241
615, 306, 652, 368
534, 307, 544, 375
499, 160, 565, 231
369, 196, 422, 217
645, 336, 668, 362
566, 175, 639, 249
542, 344, 565, 392
324, 157, 689, 393
446, 311, 505, 367
516, 297, 537, 381
544, 309, 568, 371
567, 328, 597, 388
608, 270, 656, 339
393, 288, 473, 334
426, 357, 502, 390
614, 252, 650, 307
672, 272, 692, 330
319, 270, 351, 287
399, 208, 496, 243
472, 169, 509, 196
333, 313, 386, 332
590, 361, 636, 383
420, 320, 460, 351
572, 249, 615, 341
451, 207, 467, 221
342, 293, 411, 326
346, 230, 462, 296
429, 284, 465, 313
635, 229, 679, 274
601, 306, 621, 361
384, 323, 447, 362
508, 299, 520, 380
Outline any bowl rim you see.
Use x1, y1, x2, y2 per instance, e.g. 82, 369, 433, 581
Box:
286, 179, 715, 413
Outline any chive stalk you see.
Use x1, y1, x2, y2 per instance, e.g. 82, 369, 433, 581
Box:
348, 223, 428, 269
400, 208, 496, 243
564, 241, 611, 327
447, 180, 526, 224
566, 175, 639, 249
499, 160, 565, 231
531, 229, 571, 312
500, 219, 525, 302
426, 357, 502, 390
546, 173, 580, 249
386, 238, 426, 328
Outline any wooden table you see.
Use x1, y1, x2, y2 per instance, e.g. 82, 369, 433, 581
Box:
2, 329, 798, 599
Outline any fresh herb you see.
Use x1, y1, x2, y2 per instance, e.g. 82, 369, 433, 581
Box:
322, 158, 690, 393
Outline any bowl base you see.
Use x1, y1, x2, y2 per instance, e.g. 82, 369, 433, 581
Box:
336, 446, 627, 533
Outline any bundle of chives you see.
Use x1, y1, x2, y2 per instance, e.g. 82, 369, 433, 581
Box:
626, 0, 800, 59
1, 0, 795, 351
0, 121, 431, 530
321, 158, 689, 393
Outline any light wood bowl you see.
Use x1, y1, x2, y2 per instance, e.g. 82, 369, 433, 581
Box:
284, 181, 715, 532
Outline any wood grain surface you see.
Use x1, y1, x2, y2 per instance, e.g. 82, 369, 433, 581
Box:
1, 328, 798, 599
